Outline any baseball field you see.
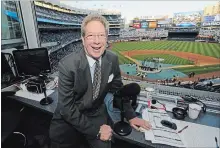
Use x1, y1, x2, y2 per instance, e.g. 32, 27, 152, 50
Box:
111, 40, 220, 75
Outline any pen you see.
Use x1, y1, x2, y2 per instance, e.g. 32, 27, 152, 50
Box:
215, 137, 219, 148
178, 125, 188, 133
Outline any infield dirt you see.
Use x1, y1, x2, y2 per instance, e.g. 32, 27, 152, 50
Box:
121, 50, 220, 66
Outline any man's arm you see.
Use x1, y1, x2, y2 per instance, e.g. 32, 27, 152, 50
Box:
109, 56, 136, 121
58, 61, 99, 139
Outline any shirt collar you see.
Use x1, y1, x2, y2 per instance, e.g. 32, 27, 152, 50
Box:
86, 55, 102, 68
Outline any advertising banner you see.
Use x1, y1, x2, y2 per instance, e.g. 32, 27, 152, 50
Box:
203, 15, 216, 23
203, 14, 220, 23
133, 20, 141, 29
140, 21, 148, 28
149, 21, 157, 28
202, 21, 220, 26
133, 23, 141, 28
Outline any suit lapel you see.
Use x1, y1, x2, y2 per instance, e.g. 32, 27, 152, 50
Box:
77, 50, 93, 101
100, 52, 112, 96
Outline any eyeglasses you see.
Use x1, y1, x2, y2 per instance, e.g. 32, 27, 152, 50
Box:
85, 34, 107, 40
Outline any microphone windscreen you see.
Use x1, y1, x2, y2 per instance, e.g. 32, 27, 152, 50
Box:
120, 83, 141, 97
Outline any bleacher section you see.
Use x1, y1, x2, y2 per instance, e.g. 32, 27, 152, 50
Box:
119, 28, 169, 39
49, 42, 83, 73
29, 1, 122, 74
198, 27, 220, 42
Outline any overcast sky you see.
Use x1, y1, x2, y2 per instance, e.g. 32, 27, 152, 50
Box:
61, 1, 219, 23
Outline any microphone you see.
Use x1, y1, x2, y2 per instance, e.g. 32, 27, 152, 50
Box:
114, 83, 141, 97
113, 83, 140, 136
114, 83, 140, 109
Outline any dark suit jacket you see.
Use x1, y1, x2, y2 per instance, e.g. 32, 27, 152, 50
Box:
50, 49, 136, 140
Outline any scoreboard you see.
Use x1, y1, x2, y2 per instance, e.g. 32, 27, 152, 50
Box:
132, 19, 171, 29
133, 20, 150, 29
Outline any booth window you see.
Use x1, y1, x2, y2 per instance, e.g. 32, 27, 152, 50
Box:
1, 1, 25, 47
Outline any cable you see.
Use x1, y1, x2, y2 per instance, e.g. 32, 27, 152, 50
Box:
151, 99, 167, 111
13, 132, 27, 146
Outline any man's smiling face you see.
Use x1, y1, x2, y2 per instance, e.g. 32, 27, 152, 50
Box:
82, 20, 107, 59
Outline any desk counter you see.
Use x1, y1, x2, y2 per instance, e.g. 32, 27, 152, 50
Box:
8, 90, 220, 148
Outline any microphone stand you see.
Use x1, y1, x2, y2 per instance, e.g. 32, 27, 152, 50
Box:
113, 96, 132, 136
39, 74, 53, 105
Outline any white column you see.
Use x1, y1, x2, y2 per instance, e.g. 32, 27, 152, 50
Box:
19, 1, 40, 49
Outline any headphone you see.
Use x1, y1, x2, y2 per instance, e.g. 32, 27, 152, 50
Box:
195, 100, 207, 113
182, 95, 206, 113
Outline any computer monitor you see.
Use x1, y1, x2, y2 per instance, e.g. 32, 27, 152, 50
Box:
1, 53, 16, 88
12, 48, 51, 76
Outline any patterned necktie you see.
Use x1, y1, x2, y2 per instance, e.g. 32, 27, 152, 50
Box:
92, 60, 101, 100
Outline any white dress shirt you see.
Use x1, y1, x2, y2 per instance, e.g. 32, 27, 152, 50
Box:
86, 55, 102, 83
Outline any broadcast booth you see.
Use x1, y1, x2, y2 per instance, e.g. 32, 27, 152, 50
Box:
1, 48, 56, 147
2, 48, 220, 148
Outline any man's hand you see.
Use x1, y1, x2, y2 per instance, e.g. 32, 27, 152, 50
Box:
99, 124, 112, 141
129, 117, 152, 131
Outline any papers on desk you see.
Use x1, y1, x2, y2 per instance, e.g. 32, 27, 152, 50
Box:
142, 108, 186, 147
174, 119, 220, 148
142, 108, 220, 147
15, 90, 54, 102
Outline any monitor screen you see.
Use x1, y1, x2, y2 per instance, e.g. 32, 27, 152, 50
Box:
12, 48, 51, 76
1, 53, 16, 87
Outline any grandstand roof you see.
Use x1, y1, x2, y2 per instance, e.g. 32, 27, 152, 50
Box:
37, 0, 121, 15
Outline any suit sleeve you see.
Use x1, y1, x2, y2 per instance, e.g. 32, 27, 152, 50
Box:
58, 61, 99, 139
110, 55, 137, 121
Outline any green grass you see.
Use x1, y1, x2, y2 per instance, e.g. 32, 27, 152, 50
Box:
112, 41, 220, 59
111, 50, 134, 64
110, 41, 220, 74
174, 65, 220, 75
131, 54, 193, 65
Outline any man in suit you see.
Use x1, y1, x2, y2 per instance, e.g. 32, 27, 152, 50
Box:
49, 14, 151, 148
